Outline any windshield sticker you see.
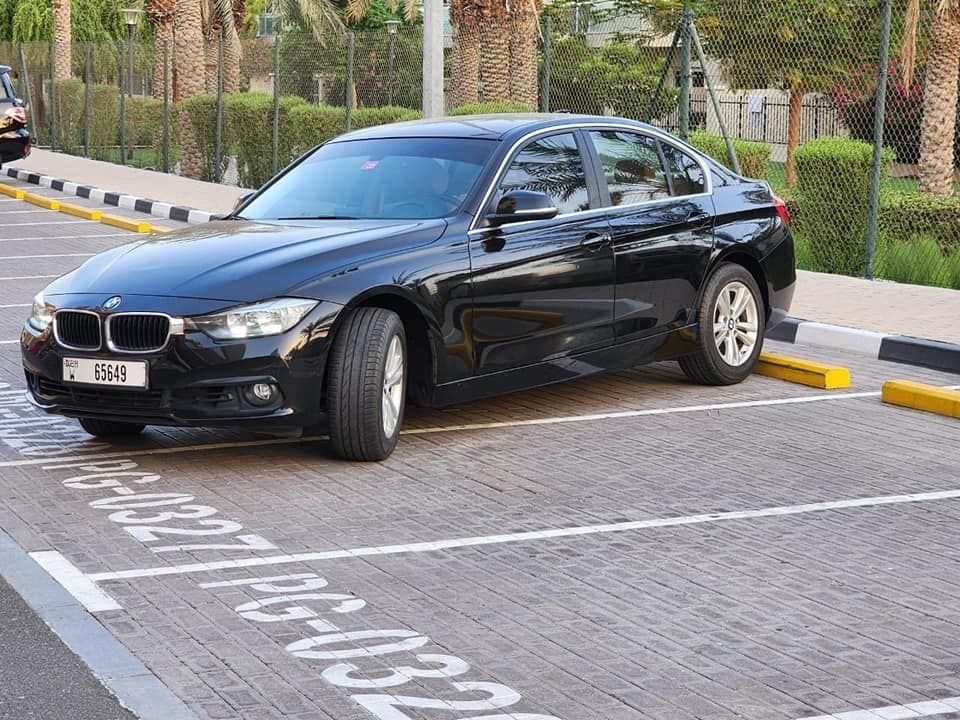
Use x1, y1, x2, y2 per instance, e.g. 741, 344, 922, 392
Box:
360, 160, 379, 170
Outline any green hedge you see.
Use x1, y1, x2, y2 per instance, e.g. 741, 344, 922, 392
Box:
688, 130, 771, 180
448, 102, 534, 115
793, 137, 893, 276
222, 93, 308, 188
878, 190, 960, 254
289, 104, 421, 155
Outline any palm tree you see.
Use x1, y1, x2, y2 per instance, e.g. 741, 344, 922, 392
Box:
450, 0, 481, 106
507, 0, 541, 108
175, 0, 206, 177
917, 0, 960, 195
147, 0, 175, 99
202, 0, 243, 93
53, 0, 71, 79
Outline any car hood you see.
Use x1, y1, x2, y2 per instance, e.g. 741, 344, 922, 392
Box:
44, 219, 447, 303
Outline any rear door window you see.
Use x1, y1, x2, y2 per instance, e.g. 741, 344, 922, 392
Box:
588, 130, 671, 206
660, 143, 706, 196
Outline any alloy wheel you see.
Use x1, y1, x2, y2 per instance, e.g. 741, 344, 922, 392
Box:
713, 281, 759, 367
381, 335, 404, 437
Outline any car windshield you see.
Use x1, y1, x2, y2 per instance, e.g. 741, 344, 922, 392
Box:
239, 137, 496, 221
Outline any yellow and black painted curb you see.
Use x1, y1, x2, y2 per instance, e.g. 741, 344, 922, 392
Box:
882, 380, 960, 419
755, 352, 851, 389
1, 181, 166, 234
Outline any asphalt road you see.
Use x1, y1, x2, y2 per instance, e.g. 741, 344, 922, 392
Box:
0, 184, 958, 720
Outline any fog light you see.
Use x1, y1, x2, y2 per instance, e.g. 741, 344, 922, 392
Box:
243, 382, 278, 407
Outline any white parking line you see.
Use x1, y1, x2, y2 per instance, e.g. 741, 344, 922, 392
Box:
0, 253, 93, 260
0, 221, 91, 226
30, 550, 122, 612
0, 304, 29, 308
0, 390, 884, 469
797, 696, 960, 720
0, 340, 20, 345
0, 274, 59, 281
84, 488, 960, 582
0, 234, 130, 242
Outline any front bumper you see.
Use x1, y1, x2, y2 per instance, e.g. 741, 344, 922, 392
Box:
21, 301, 341, 429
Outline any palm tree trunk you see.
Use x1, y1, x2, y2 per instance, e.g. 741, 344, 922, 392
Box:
53, 0, 71, 79
482, 16, 511, 102
175, 0, 206, 178
223, 31, 242, 93
918, 4, 960, 196
451, 6, 481, 107
786, 81, 804, 188
509, 12, 538, 108
151, 23, 173, 99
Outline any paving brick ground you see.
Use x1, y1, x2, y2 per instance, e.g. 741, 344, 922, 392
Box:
0, 198, 958, 720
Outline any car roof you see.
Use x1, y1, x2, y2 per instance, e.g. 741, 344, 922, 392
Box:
0, 66, 9, 75
333, 113, 661, 143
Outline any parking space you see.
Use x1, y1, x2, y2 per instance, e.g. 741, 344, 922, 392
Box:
0, 196, 959, 720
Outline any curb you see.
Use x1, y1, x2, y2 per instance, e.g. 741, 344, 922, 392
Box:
0, 529, 198, 720
3, 166, 219, 225
768, 318, 960, 375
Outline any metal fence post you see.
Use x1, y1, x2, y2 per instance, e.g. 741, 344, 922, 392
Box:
48, 43, 56, 151
864, 0, 893, 280
678, 6, 691, 141
690, 23, 740, 174
162, 40, 170, 173
542, 15, 552, 112
18, 44, 32, 126
119, 40, 126, 165
82, 44, 91, 157
346, 31, 355, 132
215, 31, 224, 182
271, 32, 280, 175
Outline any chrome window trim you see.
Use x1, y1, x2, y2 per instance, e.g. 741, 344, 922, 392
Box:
468, 121, 713, 234
53, 309, 102, 352
104, 312, 184, 354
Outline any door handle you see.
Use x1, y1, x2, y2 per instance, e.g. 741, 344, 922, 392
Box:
581, 232, 612, 249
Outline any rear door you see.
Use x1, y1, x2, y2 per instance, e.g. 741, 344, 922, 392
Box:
467, 130, 616, 374
584, 129, 714, 342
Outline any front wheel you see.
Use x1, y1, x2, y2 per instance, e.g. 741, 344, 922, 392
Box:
78, 418, 146, 438
679, 263, 765, 385
327, 307, 407, 462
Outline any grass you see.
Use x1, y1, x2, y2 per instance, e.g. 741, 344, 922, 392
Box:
766, 161, 960, 197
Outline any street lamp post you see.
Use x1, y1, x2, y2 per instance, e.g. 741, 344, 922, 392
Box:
121, 7, 141, 163
385, 19, 400, 107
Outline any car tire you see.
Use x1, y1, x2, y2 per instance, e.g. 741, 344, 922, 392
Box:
679, 263, 765, 386
78, 418, 146, 438
327, 307, 407, 462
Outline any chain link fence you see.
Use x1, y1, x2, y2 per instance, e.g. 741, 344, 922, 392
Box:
2, 0, 957, 290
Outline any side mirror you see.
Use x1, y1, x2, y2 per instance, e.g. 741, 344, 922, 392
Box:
485, 190, 558, 227
233, 191, 254, 213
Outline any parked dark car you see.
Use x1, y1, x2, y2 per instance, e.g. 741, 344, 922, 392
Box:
0, 65, 29, 165
22, 114, 795, 461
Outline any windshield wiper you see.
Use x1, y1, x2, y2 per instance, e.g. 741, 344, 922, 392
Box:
276, 215, 358, 220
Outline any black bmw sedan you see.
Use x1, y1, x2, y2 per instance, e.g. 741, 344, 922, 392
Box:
22, 114, 795, 461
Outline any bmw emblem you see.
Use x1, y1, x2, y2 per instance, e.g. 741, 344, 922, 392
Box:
103, 296, 122, 311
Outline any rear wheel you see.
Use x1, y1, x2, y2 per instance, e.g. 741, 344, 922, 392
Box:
78, 418, 146, 438
327, 307, 406, 462
679, 263, 765, 385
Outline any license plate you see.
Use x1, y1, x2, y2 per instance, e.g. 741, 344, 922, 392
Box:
62, 358, 148, 389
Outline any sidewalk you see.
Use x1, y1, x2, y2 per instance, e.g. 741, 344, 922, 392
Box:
7, 149, 960, 346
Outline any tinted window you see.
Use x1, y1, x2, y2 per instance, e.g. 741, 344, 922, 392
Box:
589, 130, 670, 206
661, 144, 706, 196
498, 133, 590, 215
239, 137, 494, 221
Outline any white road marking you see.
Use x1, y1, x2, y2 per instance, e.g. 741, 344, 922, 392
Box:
0, 340, 19, 345
0, 304, 29, 308
0, 220, 91, 226
30, 550, 122, 612
0, 233, 130, 242
0, 274, 59, 281
0, 389, 884, 469
199, 573, 319, 589
86, 488, 960, 582
0, 253, 93, 260
797, 696, 960, 720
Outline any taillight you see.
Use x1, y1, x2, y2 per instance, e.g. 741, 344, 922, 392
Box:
773, 195, 790, 226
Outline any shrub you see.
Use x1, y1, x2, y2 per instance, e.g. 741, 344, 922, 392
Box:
448, 102, 533, 115
290, 104, 421, 158
86, 84, 120, 159
52, 78, 84, 153
874, 236, 960, 290
225, 93, 309, 188
688, 130, 771, 180
793, 137, 893, 277
878, 190, 960, 254
182, 94, 223, 182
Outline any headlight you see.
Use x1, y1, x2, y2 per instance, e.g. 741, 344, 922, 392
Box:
187, 298, 318, 340
27, 292, 53, 332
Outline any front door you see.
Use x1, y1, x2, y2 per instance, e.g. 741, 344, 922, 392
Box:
468, 131, 616, 375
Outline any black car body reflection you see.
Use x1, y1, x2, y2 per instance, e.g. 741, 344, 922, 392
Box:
21, 114, 795, 459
